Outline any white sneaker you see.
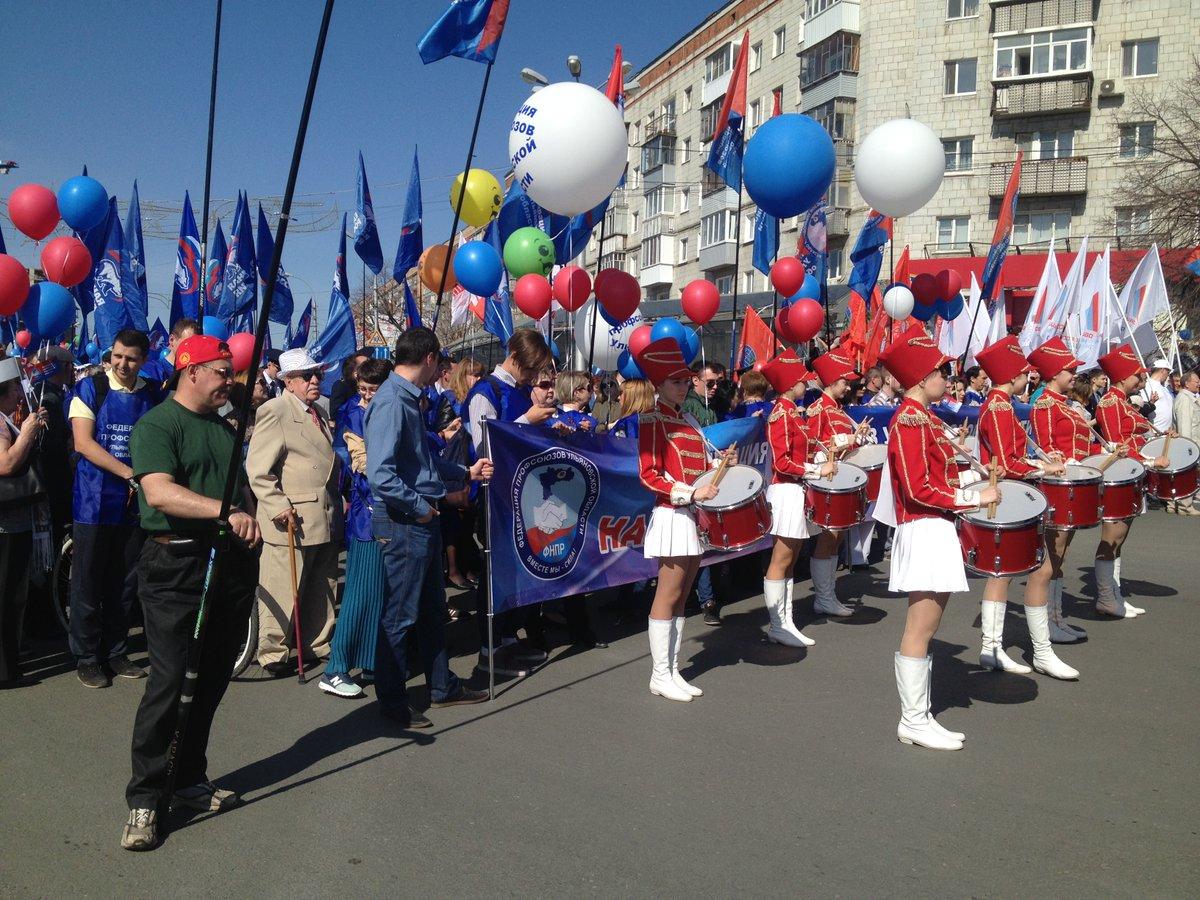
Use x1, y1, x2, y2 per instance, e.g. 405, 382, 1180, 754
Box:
319, 673, 364, 698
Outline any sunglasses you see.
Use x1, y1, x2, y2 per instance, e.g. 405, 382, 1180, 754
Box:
290, 369, 323, 381
198, 363, 234, 380
534, 380, 555, 390
699, 378, 720, 387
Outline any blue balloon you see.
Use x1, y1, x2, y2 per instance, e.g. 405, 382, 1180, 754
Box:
56, 176, 109, 232
650, 317, 688, 351
796, 273, 821, 300
159, 347, 171, 361
1181, 329, 1193, 341
617, 349, 644, 380
549, 340, 561, 362
455, 240, 503, 299
743, 115, 836, 218
910, 300, 937, 323
941, 296, 964, 320
681, 326, 700, 364
85, 341, 99, 359
202, 315, 230, 340
21, 281, 75, 339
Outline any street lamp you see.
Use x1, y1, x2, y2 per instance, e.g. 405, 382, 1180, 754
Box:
567, 55, 582, 81
520, 67, 549, 91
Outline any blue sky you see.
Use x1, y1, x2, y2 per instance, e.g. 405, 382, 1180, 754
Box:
1, 0, 712, 338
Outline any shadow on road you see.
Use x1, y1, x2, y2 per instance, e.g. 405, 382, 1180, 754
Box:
929, 638, 1039, 715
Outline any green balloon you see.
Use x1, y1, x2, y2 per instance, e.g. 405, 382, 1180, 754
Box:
503, 227, 555, 278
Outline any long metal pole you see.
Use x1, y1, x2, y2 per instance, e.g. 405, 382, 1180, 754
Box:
483, 421, 495, 700
198, 0, 223, 323
727, 187, 746, 372
161, 0, 336, 815
434, 60, 495, 329
585, 215, 609, 372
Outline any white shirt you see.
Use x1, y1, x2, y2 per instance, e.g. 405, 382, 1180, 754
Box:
1137, 376, 1174, 432
466, 365, 532, 457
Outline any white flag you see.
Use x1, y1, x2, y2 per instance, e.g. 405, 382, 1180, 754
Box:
450, 284, 472, 327
1117, 244, 1170, 358
1070, 244, 1110, 370
1043, 237, 1090, 353
938, 273, 990, 364
1018, 238, 1066, 353
986, 290, 1007, 347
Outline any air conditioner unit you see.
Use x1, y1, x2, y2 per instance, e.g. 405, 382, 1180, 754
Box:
1099, 79, 1124, 98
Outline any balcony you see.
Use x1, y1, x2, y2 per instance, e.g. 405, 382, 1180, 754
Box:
639, 263, 674, 288
833, 138, 854, 166
699, 241, 738, 272
701, 169, 727, 198
645, 113, 676, 140
992, 73, 1092, 117
990, 0, 1094, 33
826, 208, 850, 237
604, 208, 631, 236
641, 215, 675, 240
988, 156, 1088, 196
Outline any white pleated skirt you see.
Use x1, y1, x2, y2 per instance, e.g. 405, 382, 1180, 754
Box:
888, 517, 969, 594
643, 505, 703, 559
767, 481, 811, 539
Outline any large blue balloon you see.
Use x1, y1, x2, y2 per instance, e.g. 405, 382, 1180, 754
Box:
796, 274, 820, 300
549, 340, 561, 363
21, 281, 75, 338
939, 296, 964, 320
617, 349, 644, 380
202, 315, 230, 340
650, 317, 687, 351
910, 300, 937, 323
85, 341, 99, 361
56, 176, 109, 232
743, 115, 836, 218
681, 326, 700, 364
455, 240, 503, 298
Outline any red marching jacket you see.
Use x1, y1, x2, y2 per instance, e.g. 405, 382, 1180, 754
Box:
1095, 388, 1153, 462
1029, 388, 1098, 461
767, 396, 817, 484
887, 398, 980, 524
978, 389, 1039, 478
637, 400, 711, 507
806, 392, 858, 451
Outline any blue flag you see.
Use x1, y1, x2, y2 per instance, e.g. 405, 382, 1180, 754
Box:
205, 219, 226, 317
549, 195, 609, 265
706, 31, 749, 192
92, 199, 134, 350
217, 193, 257, 326
799, 202, 829, 304
288, 299, 313, 349
311, 214, 356, 373
482, 222, 514, 344
148, 317, 168, 353
489, 180, 546, 248
392, 148, 424, 283
122, 181, 149, 332
255, 204, 295, 325
847, 211, 892, 307
417, 0, 509, 65
352, 151, 384, 276
70, 203, 113, 318
752, 209, 779, 277
170, 192, 203, 325
0, 219, 6, 254
403, 281, 424, 330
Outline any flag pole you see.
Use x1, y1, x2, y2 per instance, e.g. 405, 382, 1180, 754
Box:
198, 0, 223, 327
434, 60, 495, 328
161, 0, 336, 821
727, 186, 746, 372
585, 215, 609, 372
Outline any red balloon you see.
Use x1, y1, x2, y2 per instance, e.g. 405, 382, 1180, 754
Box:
936, 269, 963, 301
787, 299, 825, 343
681, 279, 720, 326
775, 306, 799, 344
911, 272, 940, 305
0, 254, 30, 316
8, 184, 60, 241
514, 273, 552, 320
770, 257, 805, 298
14, 329, 32, 350
552, 265, 591, 312
627, 323, 654, 358
226, 332, 257, 373
595, 268, 640, 322
40, 236, 92, 288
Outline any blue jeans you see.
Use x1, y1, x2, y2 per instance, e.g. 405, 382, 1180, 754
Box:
695, 566, 714, 605
372, 515, 460, 711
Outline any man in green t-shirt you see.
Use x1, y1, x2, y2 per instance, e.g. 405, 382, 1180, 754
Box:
121, 335, 261, 852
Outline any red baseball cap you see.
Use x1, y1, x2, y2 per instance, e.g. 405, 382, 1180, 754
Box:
1098, 343, 1146, 383
1028, 337, 1083, 380
811, 348, 859, 386
879, 325, 951, 390
975, 335, 1032, 386
175, 335, 233, 371
759, 348, 813, 394
635, 338, 692, 386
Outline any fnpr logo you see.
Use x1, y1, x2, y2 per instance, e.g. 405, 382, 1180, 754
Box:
511, 448, 600, 580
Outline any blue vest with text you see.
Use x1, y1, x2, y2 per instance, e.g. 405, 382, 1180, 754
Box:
463, 375, 532, 429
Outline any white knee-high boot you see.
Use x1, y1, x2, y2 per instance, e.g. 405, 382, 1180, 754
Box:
1047, 579, 1083, 644
979, 600, 1032, 673
647, 618, 691, 702
1114, 557, 1145, 614
1094, 559, 1136, 618
670, 617, 702, 697
811, 557, 852, 617
924, 656, 965, 742
784, 578, 815, 646
1025, 605, 1080, 680
764, 579, 809, 647
895, 653, 962, 750
1053, 579, 1087, 639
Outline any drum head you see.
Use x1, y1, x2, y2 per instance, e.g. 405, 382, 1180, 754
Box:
1142, 436, 1200, 473
1082, 455, 1146, 484
693, 464, 763, 511
1044, 464, 1102, 485
809, 462, 868, 493
846, 443, 887, 470
961, 478, 1048, 525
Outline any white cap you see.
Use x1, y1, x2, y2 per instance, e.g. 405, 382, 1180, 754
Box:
0, 357, 21, 385
277, 348, 321, 376
1150, 357, 1171, 372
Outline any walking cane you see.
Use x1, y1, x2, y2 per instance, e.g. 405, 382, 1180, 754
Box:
287, 517, 304, 685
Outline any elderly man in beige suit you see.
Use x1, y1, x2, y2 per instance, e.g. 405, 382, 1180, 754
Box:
246, 349, 343, 673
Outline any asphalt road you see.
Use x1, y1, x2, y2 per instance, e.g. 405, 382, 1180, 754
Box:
2, 510, 1198, 898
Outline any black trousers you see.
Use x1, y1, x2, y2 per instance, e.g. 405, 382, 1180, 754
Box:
69, 523, 144, 665
0, 531, 33, 684
126, 539, 257, 810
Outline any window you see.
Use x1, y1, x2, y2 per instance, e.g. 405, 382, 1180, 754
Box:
705, 44, 733, 83
700, 100, 721, 142
807, 0, 835, 15
936, 215, 970, 248
1115, 207, 1152, 238
660, 96, 676, 122
678, 237, 690, 263
1013, 211, 1070, 245
644, 185, 669, 218
994, 28, 1090, 80
743, 211, 756, 242
947, 0, 979, 18
715, 274, 734, 294
683, 86, 693, 113
799, 32, 860, 89
680, 187, 691, 213
943, 136, 975, 172
600, 251, 628, 273
944, 58, 978, 95
748, 99, 763, 136
1122, 38, 1159, 77
809, 98, 856, 139
681, 137, 692, 164
701, 210, 734, 248
1119, 122, 1155, 158
631, 211, 639, 233
828, 246, 844, 280
640, 135, 675, 171
773, 26, 787, 58
1016, 129, 1074, 160
750, 41, 763, 73
830, 180, 851, 208
641, 236, 662, 267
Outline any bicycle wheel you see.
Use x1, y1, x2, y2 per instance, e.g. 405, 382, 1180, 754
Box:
51, 535, 74, 635
231, 604, 258, 678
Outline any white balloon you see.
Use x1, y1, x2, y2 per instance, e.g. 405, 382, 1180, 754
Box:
510, 82, 628, 217
854, 119, 945, 218
883, 285, 915, 321
573, 299, 643, 371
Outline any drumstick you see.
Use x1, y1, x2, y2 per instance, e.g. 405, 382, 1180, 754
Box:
710, 442, 737, 488
946, 438, 991, 478
1096, 447, 1127, 475
987, 459, 999, 520
813, 439, 839, 475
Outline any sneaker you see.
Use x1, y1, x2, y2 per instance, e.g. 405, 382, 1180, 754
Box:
319, 673, 364, 699
431, 686, 488, 707
702, 602, 722, 627
507, 641, 548, 667
120, 808, 157, 851
171, 780, 242, 813
379, 705, 433, 729
108, 655, 147, 679
474, 648, 530, 679
78, 662, 111, 689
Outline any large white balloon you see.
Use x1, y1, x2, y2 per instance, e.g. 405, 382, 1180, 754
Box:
573, 299, 643, 371
883, 284, 915, 321
510, 82, 628, 217
854, 119, 945, 218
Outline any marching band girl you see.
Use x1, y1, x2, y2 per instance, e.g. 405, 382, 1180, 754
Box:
760, 350, 836, 648
973, 337, 1077, 680
879, 328, 998, 750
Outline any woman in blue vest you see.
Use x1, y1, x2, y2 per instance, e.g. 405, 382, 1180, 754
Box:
551, 371, 599, 432
609, 378, 655, 440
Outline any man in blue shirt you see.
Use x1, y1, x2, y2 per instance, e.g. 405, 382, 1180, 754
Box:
365, 327, 491, 727
963, 365, 988, 406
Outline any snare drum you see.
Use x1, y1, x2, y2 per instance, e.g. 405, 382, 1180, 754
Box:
1081, 455, 1146, 521
693, 464, 771, 551
846, 443, 887, 503
1039, 465, 1103, 530
1140, 436, 1200, 500
806, 463, 868, 530
957, 478, 1048, 577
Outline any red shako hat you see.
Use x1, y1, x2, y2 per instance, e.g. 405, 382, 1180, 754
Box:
759, 348, 813, 394
635, 337, 692, 386
1097, 343, 1146, 383
811, 347, 859, 386
975, 335, 1032, 386
879, 325, 951, 390
1028, 337, 1083, 380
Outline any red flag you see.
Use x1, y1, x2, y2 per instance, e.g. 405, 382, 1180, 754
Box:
889, 245, 914, 342
604, 44, 624, 110
833, 290, 868, 369
862, 287, 890, 370
735, 305, 774, 372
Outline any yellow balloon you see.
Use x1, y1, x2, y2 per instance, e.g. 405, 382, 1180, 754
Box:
450, 169, 503, 228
